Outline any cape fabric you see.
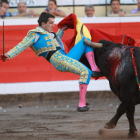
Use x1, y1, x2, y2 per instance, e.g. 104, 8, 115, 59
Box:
57, 14, 135, 52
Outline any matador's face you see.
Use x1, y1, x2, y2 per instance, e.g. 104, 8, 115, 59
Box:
42, 18, 55, 33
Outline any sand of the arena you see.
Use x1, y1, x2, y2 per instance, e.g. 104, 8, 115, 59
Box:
0, 91, 140, 140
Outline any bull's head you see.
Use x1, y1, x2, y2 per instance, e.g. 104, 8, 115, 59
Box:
80, 24, 103, 48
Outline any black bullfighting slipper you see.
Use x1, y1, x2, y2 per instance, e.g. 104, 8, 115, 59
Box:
77, 105, 89, 112
92, 71, 103, 78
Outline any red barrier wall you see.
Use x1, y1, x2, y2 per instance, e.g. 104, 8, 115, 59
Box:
0, 22, 140, 83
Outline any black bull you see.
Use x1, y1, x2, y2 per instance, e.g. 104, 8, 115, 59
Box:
82, 39, 140, 138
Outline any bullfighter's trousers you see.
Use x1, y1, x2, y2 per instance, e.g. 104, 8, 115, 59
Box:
49, 38, 93, 84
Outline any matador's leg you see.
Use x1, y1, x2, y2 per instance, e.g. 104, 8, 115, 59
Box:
67, 38, 102, 78
50, 50, 92, 111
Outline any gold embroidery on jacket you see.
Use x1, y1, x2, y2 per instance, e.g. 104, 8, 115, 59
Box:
45, 36, 49, 40
7, 27, 64, 58
7, 32, 36, 58
50, 51, 89, 84
47, 42, 51, 46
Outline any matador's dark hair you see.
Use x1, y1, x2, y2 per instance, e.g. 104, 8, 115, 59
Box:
38, 12, 55, 26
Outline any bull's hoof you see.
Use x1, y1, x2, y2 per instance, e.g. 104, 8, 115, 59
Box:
128, 130, 138, 138
104, 122, 116, 129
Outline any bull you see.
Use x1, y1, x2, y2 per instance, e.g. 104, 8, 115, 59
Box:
84, 38, 140, 138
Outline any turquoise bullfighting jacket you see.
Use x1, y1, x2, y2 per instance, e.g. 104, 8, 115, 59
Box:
7, 27, 64, 58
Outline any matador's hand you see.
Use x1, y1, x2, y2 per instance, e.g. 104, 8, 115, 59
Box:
0, 54, 10, 62
61, 25, 68, 31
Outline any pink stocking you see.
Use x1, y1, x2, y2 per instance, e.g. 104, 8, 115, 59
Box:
79, 84, 88, 107
85, 51, 100, 72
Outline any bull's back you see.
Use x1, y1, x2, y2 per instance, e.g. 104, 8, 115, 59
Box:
96, 45, 139, 85
118, 46, 140, 81
96, 40, 140, 103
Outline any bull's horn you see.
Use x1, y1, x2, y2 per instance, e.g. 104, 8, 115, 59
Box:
84, 38, 103, 48
80, 24, 84, 39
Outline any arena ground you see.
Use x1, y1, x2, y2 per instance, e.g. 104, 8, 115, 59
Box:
0, 91, 140, 140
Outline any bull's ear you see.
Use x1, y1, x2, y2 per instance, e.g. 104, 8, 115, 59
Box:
84, 39, 103, 48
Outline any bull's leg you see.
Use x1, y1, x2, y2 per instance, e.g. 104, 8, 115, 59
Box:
125, 105, 138, 138
104, 103, 125, 129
